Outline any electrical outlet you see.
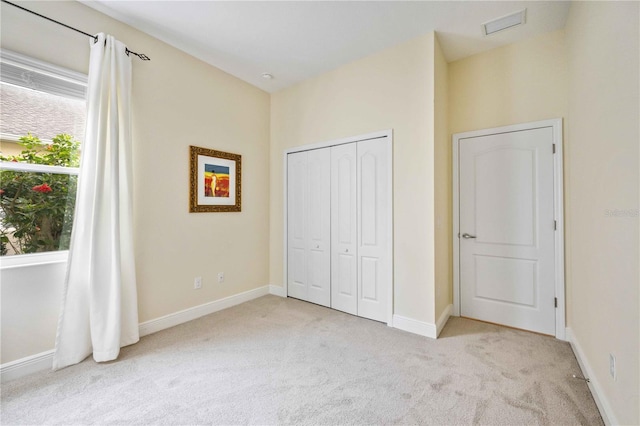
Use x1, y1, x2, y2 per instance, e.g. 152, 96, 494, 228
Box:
217, 272, 224, 283
609, 354, 616, 380
194, 276, 202, 289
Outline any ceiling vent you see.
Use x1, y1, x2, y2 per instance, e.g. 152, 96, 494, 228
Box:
482, 9, 526, 36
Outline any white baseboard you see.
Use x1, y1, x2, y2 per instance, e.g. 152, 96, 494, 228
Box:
138, 285, 270, 337
436, 304, 453, 337
0, 350, 54, 383
393, 306, 452, 339
269, 285, 286, 297
393, 314, 437, 338
1, 285, 272, 383
565, 327, 617, 426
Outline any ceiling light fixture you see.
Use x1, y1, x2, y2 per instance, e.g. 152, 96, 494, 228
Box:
262, 73, 274, 80
482, 9, 526, 36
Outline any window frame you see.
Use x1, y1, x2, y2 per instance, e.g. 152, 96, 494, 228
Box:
0, 49, 87, 99
0, 161, 79, 175
0, 49, 86, 268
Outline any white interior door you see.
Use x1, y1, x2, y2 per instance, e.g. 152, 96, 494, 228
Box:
287, 151, 308, 301
306, 148, 331, 307
331, 143, 357, 315
357, 138, 389, 322
459, 127, 556, 335
287, 149, 331, 307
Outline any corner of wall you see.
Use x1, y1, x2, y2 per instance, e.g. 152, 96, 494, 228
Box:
434, 32, 452, 323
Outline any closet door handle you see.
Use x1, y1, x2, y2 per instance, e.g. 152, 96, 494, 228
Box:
345, 249, 349, 253
462, 233, 477, 239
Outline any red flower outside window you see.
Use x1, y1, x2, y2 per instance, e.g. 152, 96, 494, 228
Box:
32, 183, 53, 193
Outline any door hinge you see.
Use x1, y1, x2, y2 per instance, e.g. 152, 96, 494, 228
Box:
552, 144, 556, 154
554, 220, 557, 230
554, 297, 558, 308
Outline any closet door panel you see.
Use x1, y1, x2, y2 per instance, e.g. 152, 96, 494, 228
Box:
306, 148, 331, 307
287, 151, 308, 301
331, 143, 357, 315
360, 257, 378, 300
357, 139, 388, 322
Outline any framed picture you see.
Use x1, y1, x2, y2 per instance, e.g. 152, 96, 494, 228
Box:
189, 145, 241, 212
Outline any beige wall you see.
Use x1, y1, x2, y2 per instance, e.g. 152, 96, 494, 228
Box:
565, 2, 639, 424
449, 30, 568, 135
270, 33, 437, 324
434, 36, 451, 321
0, 1, 270, 363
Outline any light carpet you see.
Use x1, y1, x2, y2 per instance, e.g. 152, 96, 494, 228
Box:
1, 295, 602, 425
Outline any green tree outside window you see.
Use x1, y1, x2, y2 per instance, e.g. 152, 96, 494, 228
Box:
0, 133, 80, 255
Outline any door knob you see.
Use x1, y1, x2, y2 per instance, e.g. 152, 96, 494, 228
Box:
345, 249, 349, 253
462, 233, 477, 239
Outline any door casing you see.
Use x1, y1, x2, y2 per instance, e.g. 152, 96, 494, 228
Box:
452, 119, 566, 340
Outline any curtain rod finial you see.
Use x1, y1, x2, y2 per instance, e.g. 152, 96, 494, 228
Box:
125, 48, 150, 61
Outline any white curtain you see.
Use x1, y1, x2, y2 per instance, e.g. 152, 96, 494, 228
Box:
53, 34, 139, 370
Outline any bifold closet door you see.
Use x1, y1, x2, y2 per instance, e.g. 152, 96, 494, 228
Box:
287, 149, 331, 307
357, 138, 389, 323
329, 138, 389, 322
331, 143, 357, 315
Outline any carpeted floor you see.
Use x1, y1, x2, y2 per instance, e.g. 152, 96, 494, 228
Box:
1, 295, 602, 425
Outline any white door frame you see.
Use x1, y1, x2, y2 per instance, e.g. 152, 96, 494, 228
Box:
452, 119, 565, 340
283, 129, 394, 326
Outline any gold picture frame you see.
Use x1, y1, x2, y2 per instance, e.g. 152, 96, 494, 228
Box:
189, 145, 241, 212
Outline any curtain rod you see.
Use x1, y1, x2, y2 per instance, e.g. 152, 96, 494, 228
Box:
1, 0, 150, 61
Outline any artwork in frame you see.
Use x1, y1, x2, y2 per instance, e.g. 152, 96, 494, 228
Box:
189, 145, 241, 212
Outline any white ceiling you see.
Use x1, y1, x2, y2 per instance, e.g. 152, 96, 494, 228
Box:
81, 1, 571, 93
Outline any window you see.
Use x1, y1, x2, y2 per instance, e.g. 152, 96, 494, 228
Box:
0, 50, 87, 258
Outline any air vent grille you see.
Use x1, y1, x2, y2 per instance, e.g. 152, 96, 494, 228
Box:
482, 9, 526, 36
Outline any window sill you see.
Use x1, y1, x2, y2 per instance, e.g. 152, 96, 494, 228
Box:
0, 251, 69, 270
